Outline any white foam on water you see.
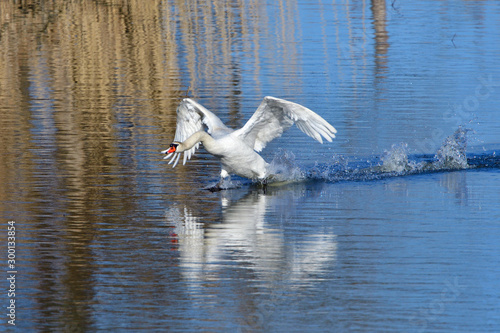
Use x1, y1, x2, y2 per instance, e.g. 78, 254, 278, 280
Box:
204, 127, 490, 189
267, 149, 306, 183
303, 127, 473, 184
433, 127, 469, 170
380, 143, 423, 173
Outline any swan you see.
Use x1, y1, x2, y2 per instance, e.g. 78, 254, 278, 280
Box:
162, 96, 337, 186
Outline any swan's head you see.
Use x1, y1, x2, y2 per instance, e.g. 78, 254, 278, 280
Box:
166, 142, 180, 154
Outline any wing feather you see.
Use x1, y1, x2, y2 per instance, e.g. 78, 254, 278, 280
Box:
234, 96, 336, 152
164, 98, 230, 167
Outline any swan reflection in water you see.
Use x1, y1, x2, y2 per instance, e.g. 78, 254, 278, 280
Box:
165, 183, 338, 289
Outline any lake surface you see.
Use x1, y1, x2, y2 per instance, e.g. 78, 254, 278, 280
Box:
1, 0, 499, 331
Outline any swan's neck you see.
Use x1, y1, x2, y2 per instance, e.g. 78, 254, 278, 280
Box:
179, 131, 214, 152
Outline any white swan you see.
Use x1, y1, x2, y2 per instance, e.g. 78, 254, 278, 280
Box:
162, 96, 337, 184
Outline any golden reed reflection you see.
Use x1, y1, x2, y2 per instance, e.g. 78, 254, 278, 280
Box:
0, 1, 303, 328
0, 1, 386, 234
371, 0, 389, 78
0, 0, 396, 327
0, 0, 306, 179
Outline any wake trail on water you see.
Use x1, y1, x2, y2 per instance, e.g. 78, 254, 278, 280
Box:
267, 127, 499, 185
204, 127, 499, 190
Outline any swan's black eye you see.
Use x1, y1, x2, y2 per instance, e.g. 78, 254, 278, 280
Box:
170, 143, 178, 148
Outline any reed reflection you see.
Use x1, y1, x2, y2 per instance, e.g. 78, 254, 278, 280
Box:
0, 1, 308, 328
371, 0, 389, 78
0, 1, 182, 329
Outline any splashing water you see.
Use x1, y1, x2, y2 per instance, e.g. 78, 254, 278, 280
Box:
303, 127, 477, 184
204, 177, 243, 191
267, 149, 306, 182
378, 127, 469, 174
203, 127, 496, 189
380, 143, 423, 173
433, 127, 469, 170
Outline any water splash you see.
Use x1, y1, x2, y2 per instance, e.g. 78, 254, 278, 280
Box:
380, 143, 422, 173
307, 154, 354, 182
267, 149, 306, 182
301, 127, 490, 184
204, 177, 242, 191
214, 127, 496, 189
433, 127, 469, 170
378, 128, 469, 174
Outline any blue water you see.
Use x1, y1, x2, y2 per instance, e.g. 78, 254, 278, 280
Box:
0, 0, 499, 331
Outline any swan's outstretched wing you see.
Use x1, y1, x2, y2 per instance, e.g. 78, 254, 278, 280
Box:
162, 98, 229, 167
235, 96, 337, 152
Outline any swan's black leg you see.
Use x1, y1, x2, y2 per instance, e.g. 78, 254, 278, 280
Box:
260, 178, 268, 194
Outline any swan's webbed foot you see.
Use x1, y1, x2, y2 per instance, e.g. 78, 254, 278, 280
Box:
207, 185, 223, 192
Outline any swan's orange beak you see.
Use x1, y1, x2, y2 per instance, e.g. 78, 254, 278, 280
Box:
166, 143, 178, 154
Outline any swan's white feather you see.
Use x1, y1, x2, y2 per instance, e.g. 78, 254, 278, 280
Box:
172, 98, 232, 166
167, 152, 177, 164
163, 96, 337, 179
234, 96, 336, 152
172, 153, 181, 168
